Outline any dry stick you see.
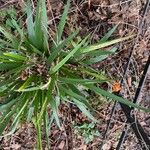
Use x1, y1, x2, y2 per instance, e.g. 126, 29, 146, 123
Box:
93, 0, 132, 7
99, 0, 150, 149
0, 0, 17, 10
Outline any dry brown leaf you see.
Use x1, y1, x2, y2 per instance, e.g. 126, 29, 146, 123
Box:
102, 141, 112, 150
112, 81, 121, 92
58, 141, 65, 150
78, 144, 87, 150
11, 143, 21, 150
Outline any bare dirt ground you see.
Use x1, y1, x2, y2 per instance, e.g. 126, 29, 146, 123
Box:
0, 0, 150, 149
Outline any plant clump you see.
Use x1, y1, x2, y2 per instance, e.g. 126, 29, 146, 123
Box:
0, 0, 149, 149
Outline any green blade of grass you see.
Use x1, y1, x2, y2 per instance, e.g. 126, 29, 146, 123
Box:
46, 75, 61, 128
60, 85, 90, 107
56, 0, 71, 43
27, 107, 34, 122
77, 66, 109, 80
67, 84, 84, 96
26, 0, 35, 45
83, 47, 117, 64
2, 119, 19, 137
26, 91, 38, 122
73, 98, 97, 122
47, 30, 79, 64
44, 111, 51, 149
0, 93, 24, 136
0, 75, 18, 88
11, 19, 23, 37
49, 97, 61, 128
36, 76, 60, 129
41, 0, 49, 53
4, 64, 30, 77
12, 94, 30, 125
0, 62, 23, 71
0, 98, 18, 111
0, 38, 12, 47
37, 90, 47, 123
84, 55, 109, 64
79, 35, 134, 54
86, 84, 150, 112
83, 50, 115, 57
50, 36, 88, 74
0, 109, 16, 135
18, 75, 34, 91
0, 26, 19, 49
34, 0, 48, 51
0, 26, 13, 42
3, 53, 26, 61
36, 120, 42, 150
17, 77, 51, 92
29, 43, 43, 56
59, 77, 108, 84
99, 24, 118, 43
61, 66, 81, 78
34, 0, 43, 49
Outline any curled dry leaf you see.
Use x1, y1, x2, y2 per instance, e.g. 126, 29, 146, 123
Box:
112, 81, 121, 92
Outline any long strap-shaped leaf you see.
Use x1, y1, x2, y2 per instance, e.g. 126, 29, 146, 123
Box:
47, 30, 79, 64
0, 109, 16, 135
86, 84, 150, 112
0, 98, 18, 112
59, 77, 109, 84
99, 24, 118, 43
3, 53, 26, 61
34, 0, 45, 49
17, 78, 51, 92
0, 62, 23, 71
60, 85, 97, 122
0, 26, 19, 49
26, 0, 35, 44
60, 85, 90, 107
0, 93, 25, 135
83, 47, 117, 65
78, 35, 135, 54
36, 75, 60, 128
56, 0, 71, 43
50, 36, 88, 74
73, 98, 98, 122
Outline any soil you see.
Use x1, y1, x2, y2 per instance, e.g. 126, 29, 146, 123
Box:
0, 0, 150, 149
